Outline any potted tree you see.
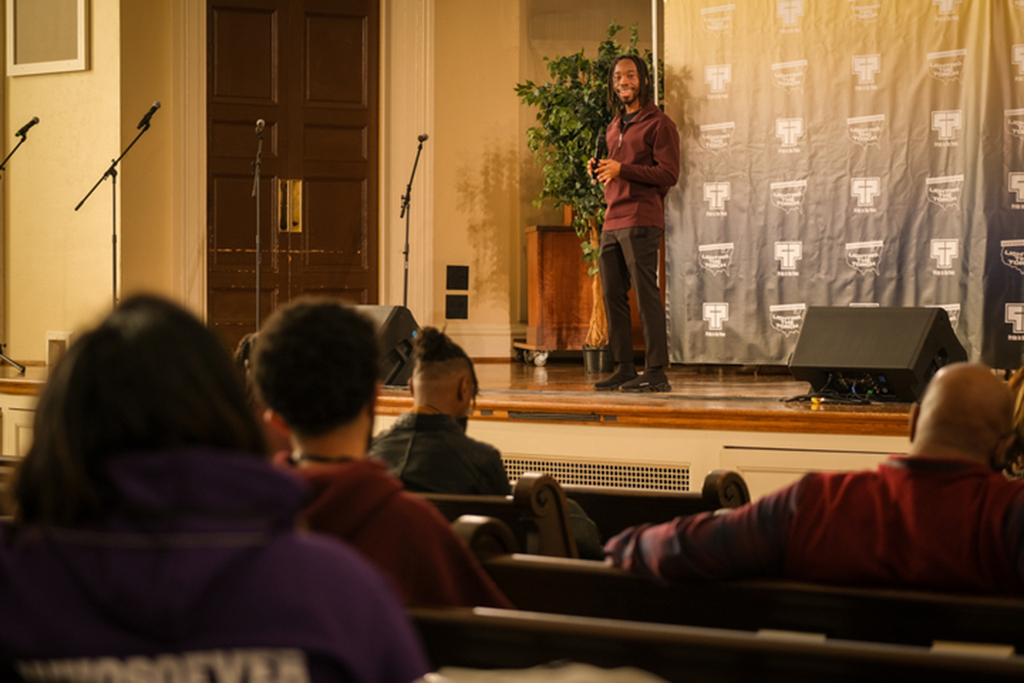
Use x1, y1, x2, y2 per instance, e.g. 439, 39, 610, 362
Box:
515, 22, 655, 372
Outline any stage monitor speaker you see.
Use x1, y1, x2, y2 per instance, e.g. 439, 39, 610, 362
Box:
355, 305, 420, 387
788, 307, 966, 402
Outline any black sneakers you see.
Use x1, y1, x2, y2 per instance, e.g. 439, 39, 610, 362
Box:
620, 367, 671, 393
593, 367, 638, 391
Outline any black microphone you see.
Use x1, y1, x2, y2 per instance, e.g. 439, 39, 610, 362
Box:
256, 119, 265, 135
15, 117, 39, 138
417, 134, 428, 142
137, 101, 161, 130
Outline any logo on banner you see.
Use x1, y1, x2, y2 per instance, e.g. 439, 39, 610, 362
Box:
926, 175, 964, 211
847, 115, 885, 148
933, 0, 962, 20
848, 0, 881, 23
702, 4, 736, 35
772, 60, 809, 92
1007, 109, 1024, 141
1002, 239, 1024, 274
851, 177, 881, 213
932, 110, 962, 147
927, 49, 967, 84
930, 238, 959, 275
770, 304, 806, 337
703, 303, 729, 337
778, 0, 803, 32
704, 182, 731, 216
845, 240, 884, 274
698, 243, 735, 276
705, 64, 732, 98
1006, 304, 1024, 340
852, 54, 881, 90
1010, 173, 1024, 209
927, 304, 961, 330
776, 118, 805, 152
699, 123, 735, 154
1015, 46, 1024, 81
770, 180, 808, 214
775, 241, 803, 276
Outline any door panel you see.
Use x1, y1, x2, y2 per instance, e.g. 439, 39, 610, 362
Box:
207, 0, 378, 351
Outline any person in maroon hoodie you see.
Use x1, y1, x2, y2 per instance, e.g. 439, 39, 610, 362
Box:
252, 297, 513, 609
588, 54, 680, 393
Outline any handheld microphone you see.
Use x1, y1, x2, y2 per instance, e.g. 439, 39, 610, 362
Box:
15, 117, 39, 138
590, 134, 606, 180
417, 134, 429, 142
137, 101, 161, 130
256, 119, 265, 135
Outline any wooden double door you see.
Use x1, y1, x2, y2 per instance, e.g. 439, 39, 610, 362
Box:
207, 0, 379, 350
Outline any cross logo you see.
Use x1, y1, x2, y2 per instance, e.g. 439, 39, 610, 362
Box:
931, 110, 962, 141
1006, 304, 1024, 334
705, 64, 732, 93
776, 118, 804, 147
703, 303, 729, 331
778, 0, 803, 26
930, 239, 959, 269
1014, 45, 1024, 75
775, 242, 803, 270
851, 178, 881, 207
934, 0, 962, 15
704, 182, 731, 211
1011, 173, 1024, 203
852, 55, 881, 84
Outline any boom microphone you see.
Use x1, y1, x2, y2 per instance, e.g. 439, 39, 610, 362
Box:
417, 134, 429, 142
256, 119, 265, 135
15, 117, 39, 138
137, 101, 161, 130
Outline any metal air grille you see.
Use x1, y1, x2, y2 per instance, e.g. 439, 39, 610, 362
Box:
502, 457, 690, 491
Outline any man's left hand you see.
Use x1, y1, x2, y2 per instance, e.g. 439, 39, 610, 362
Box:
595, 159, 621, 183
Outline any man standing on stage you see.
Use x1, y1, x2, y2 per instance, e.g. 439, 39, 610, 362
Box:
589, 54, 680, 393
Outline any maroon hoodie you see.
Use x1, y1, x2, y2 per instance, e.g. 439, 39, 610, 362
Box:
603, 100, 680, 231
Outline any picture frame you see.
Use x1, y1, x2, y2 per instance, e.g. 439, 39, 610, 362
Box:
6, 0, 88, 77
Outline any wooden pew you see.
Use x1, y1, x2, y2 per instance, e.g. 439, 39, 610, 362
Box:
470, 550, 1024, 653
562, 469, 750, 541
410, 606, 1024, 683
420, 472, 578, 557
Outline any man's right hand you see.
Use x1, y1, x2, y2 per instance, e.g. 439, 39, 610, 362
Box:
587, 158, 598, 182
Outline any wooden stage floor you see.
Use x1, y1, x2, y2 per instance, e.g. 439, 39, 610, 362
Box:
379, 361, 913, 438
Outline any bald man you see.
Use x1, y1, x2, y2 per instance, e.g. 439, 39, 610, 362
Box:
607, 363, 1024, 593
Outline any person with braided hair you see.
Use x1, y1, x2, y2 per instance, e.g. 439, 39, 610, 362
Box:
370, 327, 604, 559
370, 326, 509, 496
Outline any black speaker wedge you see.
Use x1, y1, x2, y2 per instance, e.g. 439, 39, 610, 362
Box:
355, 305, 420, 387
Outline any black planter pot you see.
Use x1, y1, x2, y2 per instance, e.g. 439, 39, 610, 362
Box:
582, 345, 614, 374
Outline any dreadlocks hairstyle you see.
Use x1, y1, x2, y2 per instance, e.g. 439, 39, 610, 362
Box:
607, 53, 653, 113
412, 327, 479, 400
1006, 367, 1024, 479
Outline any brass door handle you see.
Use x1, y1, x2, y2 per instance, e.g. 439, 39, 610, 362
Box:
277, 179, 303, 233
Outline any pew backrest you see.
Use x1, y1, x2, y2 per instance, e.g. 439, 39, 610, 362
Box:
562, 469, 750, 541
420, 472, 577, 557
410, 606, 1024, 683
477, 551, 1024, 653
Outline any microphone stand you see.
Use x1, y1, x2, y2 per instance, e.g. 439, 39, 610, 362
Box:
399, 136, 427, 308
0, 136, 29, 373
251, 126, 264, 331
75, 121, 155, 309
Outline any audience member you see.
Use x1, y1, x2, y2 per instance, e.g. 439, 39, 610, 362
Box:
1006, 366, 1024, 479
369, 327, 603, 559
0, 295, 428, 683
606, 363, 1024, 593
370, 326, 508, 494
252, 298, 512, 608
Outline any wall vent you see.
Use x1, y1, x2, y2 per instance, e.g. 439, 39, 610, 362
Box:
503, 457, 690, 491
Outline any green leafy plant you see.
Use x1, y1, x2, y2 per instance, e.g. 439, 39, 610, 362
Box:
515, 21, 655, 348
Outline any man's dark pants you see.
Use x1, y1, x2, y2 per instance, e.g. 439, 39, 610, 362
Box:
598, 225, 668, 369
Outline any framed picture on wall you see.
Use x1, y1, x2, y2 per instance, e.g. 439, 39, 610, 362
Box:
6, 0, 88, 76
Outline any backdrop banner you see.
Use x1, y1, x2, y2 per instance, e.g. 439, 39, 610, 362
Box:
663, 0, 1024, 368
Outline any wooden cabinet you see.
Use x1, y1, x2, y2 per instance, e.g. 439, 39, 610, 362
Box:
525, 225, 651, 352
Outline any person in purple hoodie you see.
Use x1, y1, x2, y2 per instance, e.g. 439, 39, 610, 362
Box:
0, 295, 429, 683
